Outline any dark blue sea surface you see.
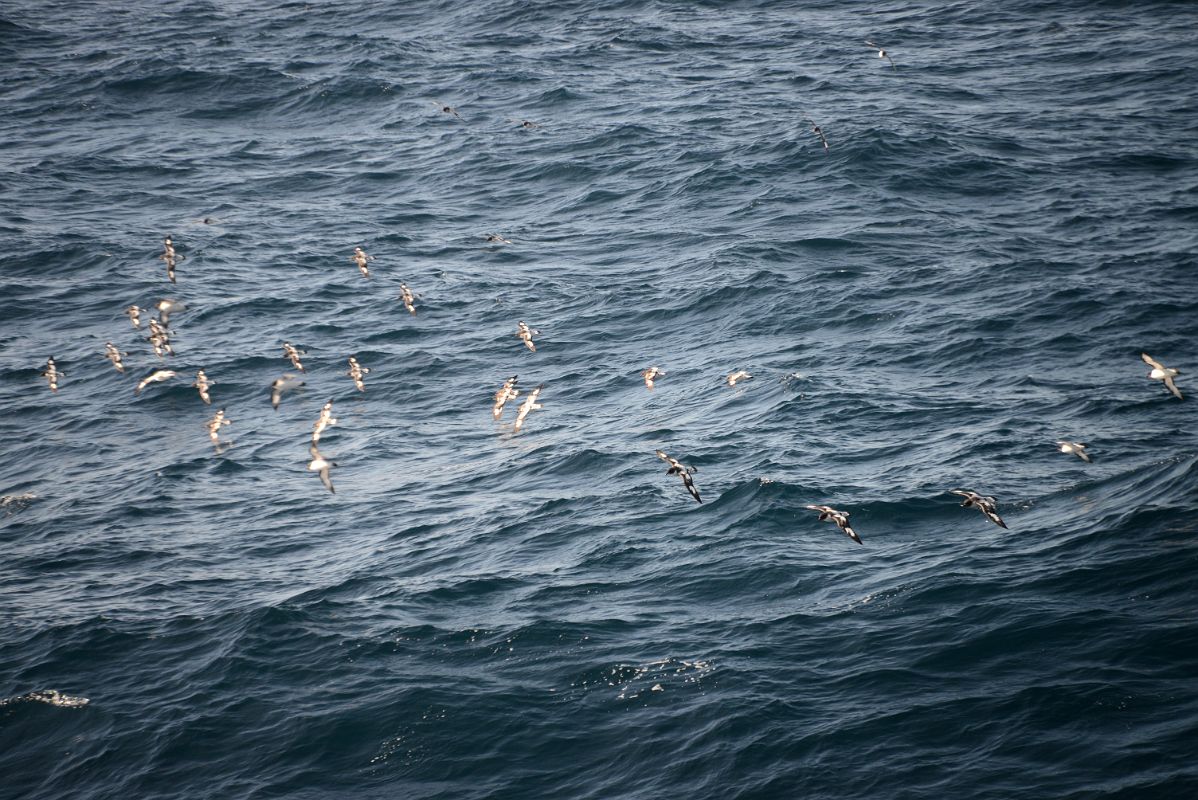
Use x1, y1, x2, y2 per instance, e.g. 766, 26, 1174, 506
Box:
2, 0, 1198, 797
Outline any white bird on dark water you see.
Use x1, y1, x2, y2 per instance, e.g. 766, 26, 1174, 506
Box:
125, 305, 142, 329
727, 370, 752, 387
515, 321, 539, 352
308, 445, 336, 493
135, 368, 176, 395
642, 366, 665, 390
951, 489, 1008, 529
104, 343, 127, 374
1056, 441, 1091, 463
399, 282, 418, 315
41, 357, 63, 393
346, 356, 370, 392
271, 373, 304, 410
656, 449, 702, 503
865, 39, 896, 68
283, 342, 306, 373
805, 504, 863, 545
193, 370, 212, 404
492, 375, 520, 420
352, 246, 374, 279
485, 233, 513, 244
1141, 352, 1183, 400
513, 384, 544, 431
312, 400, 337, 445
432, 100, 465, 121
206, 409, 230, 447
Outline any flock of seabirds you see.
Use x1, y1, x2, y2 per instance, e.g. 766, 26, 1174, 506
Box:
23, 40, 1191, 545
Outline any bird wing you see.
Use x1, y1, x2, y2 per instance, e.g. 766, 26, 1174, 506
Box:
842, 524, 863, 545
684, 475, 702, 503
1141, 352, 1165, 370
984, 509, 1008, 529
1165, 376, 1184, 400
319, 468, 335, 493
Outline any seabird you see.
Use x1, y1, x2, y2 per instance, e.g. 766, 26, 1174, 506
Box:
147, 319, 173, 358
804, 504, 863, 544
283, 342, 306, 373
516, 321, 539, 352
155, 298, 187, 327
513, 383, 544, 431
485, 233, 513, 244
135, 368, 176, 395
399, 282, 418, 315
492, 375, 520, 419
432, 100, 465, 121
104, 343, 127, 373
193, 370, 212, 404
951, 489, 1008, 529
803, 119, 829, 153
1141, 352, 1183, 400
312, 400, 338, 445
351, 246, 374, 279
506, 118, 541, 129
41, 357, 63, 393
1056, 441, 1091, 463
125, 305, 142, 328
641, 366, 665, 390
655, 449, 702, 503
308, 445, 336, 493
206, 409, 230, 447
865, 39, 896, 68
727, 370, 752, 387
346, 356, 370, 392
270, 373, 304, 411
160, 235, 183, 283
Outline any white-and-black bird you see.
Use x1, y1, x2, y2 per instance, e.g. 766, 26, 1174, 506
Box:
271, 373, 304, 410
193, 370, 212, 404
656, 449, 702, 503
803, 119, 829, 153
1056, 441, 1091, 463
283, 342, 306, 373
41, 357, 63, 393
492, 375, 520, 419
513, 384, 544, 431
1141, 352, 1183, 400
312, 400, 337, 445
155, 298, 187, 327
104, 343, 127, 373
308, 445, 336, 493
642, 366, 665, 390
432, 100, 465, 121
727, 370, 752, 387
506, 118, 541, 129
516, 321, 539, 352
135, 368, 176, 395
865, 39, 896, 68
351, 246, 374, 279
206, 409, 230, 447
346, 356, 370, 392
951, 489, 1008, 529
125, 305, 142, 329
399, 282, 418, 315
805, 504, 863, 545
485, 233, 513, 244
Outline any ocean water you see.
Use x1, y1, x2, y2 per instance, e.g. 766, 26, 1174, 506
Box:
2, 0, 1197, 797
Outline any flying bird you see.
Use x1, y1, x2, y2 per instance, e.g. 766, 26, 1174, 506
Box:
312, 400, 337, 445
346, 356, 370, 392
104, 343, 127, 373
41, 357, 63, 393
642, 366, 665, 390
513, 384, 544, 431
271, 373, 304, 410
1141, 352, 1183, 400
1056, 441, 1091, 463
805, 504, 863, 545
656, 449, 702, 503
515, 321, 539, 352
865, 39, 896, 68
283, 342, 306, 373
193, 370, 212, 404
727, 370, 752, 387
492, 375, 520, 420
308, 445, 336, 493
432, 100, 465, 121
351, 246, 374, 279
951, 489, 1008, 529
135, 368, 176, 395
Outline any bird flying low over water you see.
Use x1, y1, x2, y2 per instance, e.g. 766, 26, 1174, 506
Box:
485, 233, 513, 244
1141, 352, 1183, 400
516, 321, 539, 352
160, 235, 182, 283
312, 400, 337, 445
1056, 441, 1091, 463
656, 449, 702, 503
865, 39, 896, 68
805, 504, 862, 544
283, 342, 306, 373
193, 370, 212, 404
492, 375, 520, 419
125, 305, 142, 328
346, 356, 370, 392
308, 445, 336, 493
135, 369, 176, 395
104, 343, 127, 373
41, 357, 63, 392
352, 246, 374, 279
206, 409, 230, 447
803, 119, 829, 152
399, 283, 418, 315
642, 366, 665, 390
727, 370, 752, 387
506, 118, 541, 129
513, 384, 544, 431
432, 100, 465, 121
271, 373, 304, 410
951, 489, 1008, 529
155, 298, 187, 327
